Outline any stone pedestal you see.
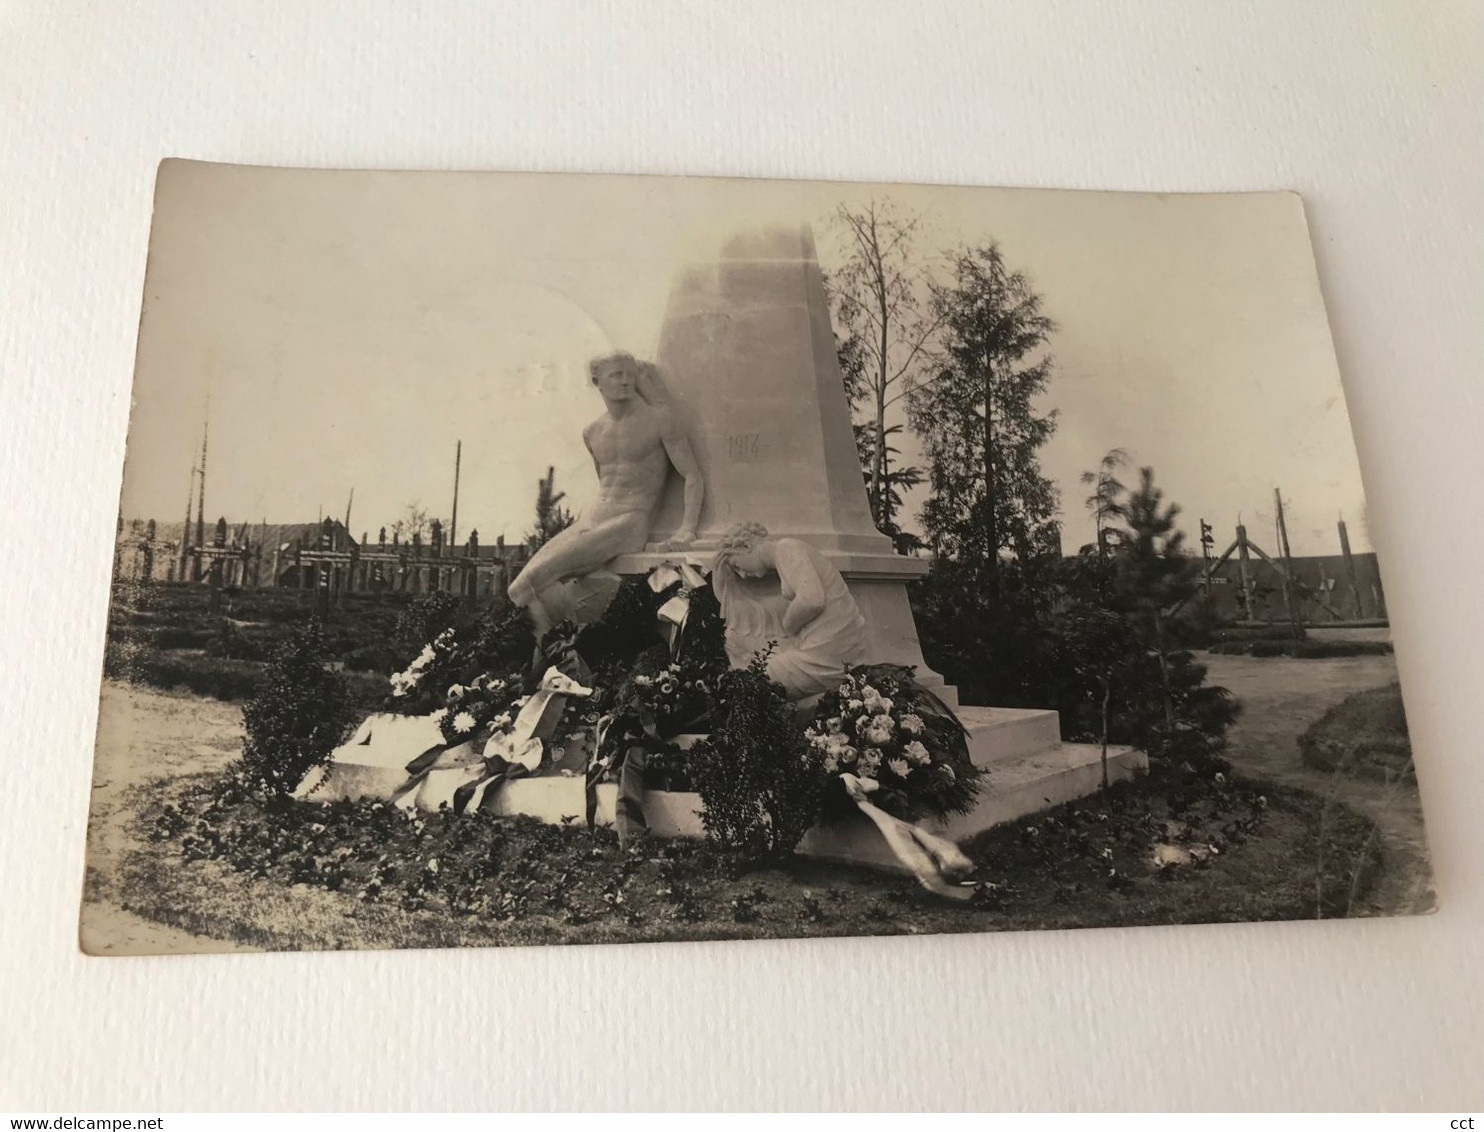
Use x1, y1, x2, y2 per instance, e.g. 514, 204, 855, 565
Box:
612, 223, 952, 701
303, 706, 1149, 869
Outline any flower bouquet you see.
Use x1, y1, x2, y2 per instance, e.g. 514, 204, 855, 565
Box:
428, 669, 527, 747
806, 664, 982, 822
594, 655, 722, 792
386, 606, 535, 717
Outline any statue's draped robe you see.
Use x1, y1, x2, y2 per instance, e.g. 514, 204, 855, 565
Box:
712, 538, 866, 700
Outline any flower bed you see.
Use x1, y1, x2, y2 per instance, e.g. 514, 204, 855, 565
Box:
117, 760, 1384, 952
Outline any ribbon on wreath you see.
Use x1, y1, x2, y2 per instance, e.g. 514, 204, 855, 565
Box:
395, 667, 594, 815
454, 666, 594, 814
648, 561, 710, 658
839, 773, 976, 902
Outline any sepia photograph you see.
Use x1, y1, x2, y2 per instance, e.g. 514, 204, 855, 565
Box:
83, 160, 1432, 955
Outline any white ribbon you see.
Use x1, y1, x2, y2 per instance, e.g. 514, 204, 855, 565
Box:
840, 773, 976, 902
649, 563, 711, 655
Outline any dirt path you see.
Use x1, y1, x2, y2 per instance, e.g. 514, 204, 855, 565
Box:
82, 681, 251, 955
1200, 650, 1435, 917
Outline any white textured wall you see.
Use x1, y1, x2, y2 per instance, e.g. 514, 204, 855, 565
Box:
2, 1, 1480, 1111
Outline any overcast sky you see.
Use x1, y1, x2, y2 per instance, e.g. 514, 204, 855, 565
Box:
120, 162, 1372, 557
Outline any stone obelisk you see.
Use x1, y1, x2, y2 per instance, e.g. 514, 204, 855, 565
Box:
626, 223, 953, 704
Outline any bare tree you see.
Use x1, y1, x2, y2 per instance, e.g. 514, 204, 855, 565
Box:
389, 502, 434, 543
830, 200, 944, 530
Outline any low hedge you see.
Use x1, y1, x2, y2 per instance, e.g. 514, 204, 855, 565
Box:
104, 641, 387, 708
1297, 682, 1413, 780
1209, 638, 1392, 659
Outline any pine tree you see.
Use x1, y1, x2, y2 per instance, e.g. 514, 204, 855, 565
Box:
1112, 467, 1201, 741
910, 243, 1059, 588
1081, 447, 1129, 557
529, 465, 574, 549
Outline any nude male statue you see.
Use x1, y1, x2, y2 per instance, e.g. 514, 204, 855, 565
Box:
508, 352, 705, 635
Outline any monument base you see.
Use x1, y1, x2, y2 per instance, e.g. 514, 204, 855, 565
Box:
301, 705, 1147, 874
610, 545, 957, 707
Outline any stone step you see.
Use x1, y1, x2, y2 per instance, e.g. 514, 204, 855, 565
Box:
301, 713, 1146, 878
433, 739, 1148, 875
959, 705, 1063, 766
917, 673, 959, 710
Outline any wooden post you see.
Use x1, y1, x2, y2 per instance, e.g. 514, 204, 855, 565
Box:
192, 422, 208, 581
179, 466, 195, 581
1274, 489, 1305, 640
207, 517, 226, 613
449, 440, 461, 551
1235, 523, 1255, 621
1338, 519, 1365, 618
1199, 517, 1212, 600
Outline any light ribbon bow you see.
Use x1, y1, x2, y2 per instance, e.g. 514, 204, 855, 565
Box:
453, 667, 595, 814
839, 773, 976, 902
649, 562, 711, 656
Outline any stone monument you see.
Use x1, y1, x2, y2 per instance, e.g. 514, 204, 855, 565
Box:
613, 224, 954, 704
305, 222, 1148, 870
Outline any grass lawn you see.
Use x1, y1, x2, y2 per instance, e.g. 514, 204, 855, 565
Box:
84, 683, 1385, 955
1201, 650, 1433, 917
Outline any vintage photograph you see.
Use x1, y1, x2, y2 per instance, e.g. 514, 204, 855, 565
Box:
83, 161, 1432, 954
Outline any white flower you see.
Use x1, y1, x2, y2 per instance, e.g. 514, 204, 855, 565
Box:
887, 757, 910, 778
899, 713, 925, 735
446, 683, 466, 704
837, 745, 859, 766
389, 663, 427, 696
903, 740, 931, 766
633, 675, 654, 688
870, 712, 894, 732
846, 698, 863, 712
825, 716, 844, 735
451, 711, 476, 734
858, 748, 883, 775
876, 697, 894, 715
863, 724, 894, 747
490, 712, 512, 730
822, 754, 839, 773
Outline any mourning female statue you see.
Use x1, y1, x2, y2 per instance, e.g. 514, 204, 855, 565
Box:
509, 352, 706, 634
711, 522, 867, 702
